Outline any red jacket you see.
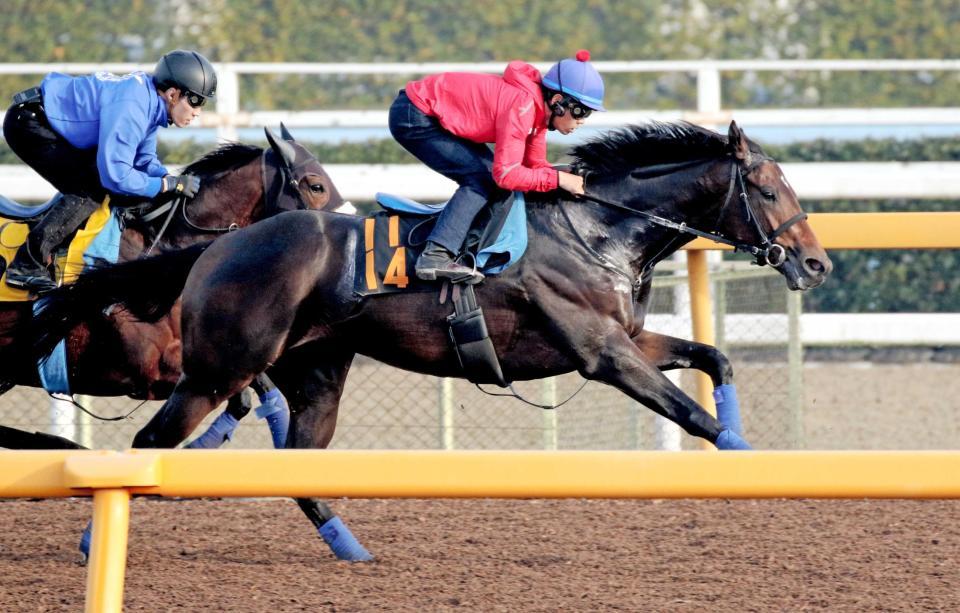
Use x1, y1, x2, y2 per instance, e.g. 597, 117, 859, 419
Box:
405, 61, 559, 193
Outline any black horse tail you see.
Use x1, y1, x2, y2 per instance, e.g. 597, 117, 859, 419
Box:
31, 242, 212, 363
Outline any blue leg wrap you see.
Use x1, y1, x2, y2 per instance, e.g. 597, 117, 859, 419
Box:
185, 412, 240, 449
255, 388, 290, 449
713, 383, 743, 436
716, 428, 753, 450
79, 520, 92, 561
318, 516, 373, 561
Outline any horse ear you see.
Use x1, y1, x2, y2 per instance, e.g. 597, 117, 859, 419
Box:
727, 120, 752, 164
280, 122, 296, 142
265, 127, 297, 168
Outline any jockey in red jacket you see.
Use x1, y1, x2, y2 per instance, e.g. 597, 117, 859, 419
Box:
389, 49, 605, 284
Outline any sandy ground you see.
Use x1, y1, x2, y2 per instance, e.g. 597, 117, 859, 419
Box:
2, 497, 959, 612
2, 361, 959, 610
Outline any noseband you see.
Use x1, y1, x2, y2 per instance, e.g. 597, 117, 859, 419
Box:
578, 157, 807, 268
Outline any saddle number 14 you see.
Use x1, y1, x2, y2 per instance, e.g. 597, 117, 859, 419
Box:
365, 216, 409, 290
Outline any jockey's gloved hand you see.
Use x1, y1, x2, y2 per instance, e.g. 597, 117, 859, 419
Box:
161, 174, 201, 198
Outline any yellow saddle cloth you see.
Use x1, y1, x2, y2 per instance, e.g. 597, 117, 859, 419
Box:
0, 198, 114, 302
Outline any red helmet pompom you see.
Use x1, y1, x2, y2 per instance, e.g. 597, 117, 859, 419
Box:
575, 49, 591, 62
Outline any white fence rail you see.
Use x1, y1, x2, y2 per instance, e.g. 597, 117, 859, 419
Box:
647, 313, 960, 346
4, 162, 960, 202
0, 59, 957, 140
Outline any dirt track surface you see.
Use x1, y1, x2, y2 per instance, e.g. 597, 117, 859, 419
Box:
1, 497, 958, 611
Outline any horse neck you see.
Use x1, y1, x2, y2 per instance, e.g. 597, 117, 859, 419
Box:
121, 159, 264, 256
529, 158, 731, 280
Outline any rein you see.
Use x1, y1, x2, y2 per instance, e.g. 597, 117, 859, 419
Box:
143, 149, 311, 255
576, 158, 808, 269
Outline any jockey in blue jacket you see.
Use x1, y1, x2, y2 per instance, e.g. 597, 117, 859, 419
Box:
3, 49, 217, 293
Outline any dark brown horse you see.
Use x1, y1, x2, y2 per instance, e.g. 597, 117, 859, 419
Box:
31, 121, 832, 559
1, 126, 342, 459
1, 127, 340, 404
2, 126, 359, 561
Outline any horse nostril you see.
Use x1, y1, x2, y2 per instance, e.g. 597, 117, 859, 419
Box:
806, 258, 825, 275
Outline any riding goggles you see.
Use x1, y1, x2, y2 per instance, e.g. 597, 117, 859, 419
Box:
182, 90, 208, 108
568, 103, 592, 120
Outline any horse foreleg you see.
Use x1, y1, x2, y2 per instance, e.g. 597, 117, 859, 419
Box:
581, 330, 751, 450
180, 373, 290, 449
132, 375, 243, 448
632, 329, 742, 435
250, 373, 290, 449
184, 388, 254, 449
78, 378, 246, 562
271, 347, 372, 561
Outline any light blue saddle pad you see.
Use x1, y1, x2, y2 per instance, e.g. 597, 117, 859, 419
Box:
374, 191, 528, 275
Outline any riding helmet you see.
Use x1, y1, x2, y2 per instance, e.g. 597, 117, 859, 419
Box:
153, 49, 218, 100
542, 49, 605, 111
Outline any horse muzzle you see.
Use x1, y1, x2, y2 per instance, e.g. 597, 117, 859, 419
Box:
777, 244, 832, 291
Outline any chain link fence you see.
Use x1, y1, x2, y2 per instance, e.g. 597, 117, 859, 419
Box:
3, 256, 817, 451
8, 256, 960, 450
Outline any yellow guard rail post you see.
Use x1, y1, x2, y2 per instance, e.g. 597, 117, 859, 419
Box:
62, 451, 162, 613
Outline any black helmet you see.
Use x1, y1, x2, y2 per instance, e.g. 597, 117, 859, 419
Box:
153, 50, 217, 102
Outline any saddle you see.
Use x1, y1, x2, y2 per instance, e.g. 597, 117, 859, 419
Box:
0, 193, 62, 221
355, 190, 527, 296
354, 192, 523, 388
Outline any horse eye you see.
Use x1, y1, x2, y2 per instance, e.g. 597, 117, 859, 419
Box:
760, 187, 776, 200
310, 183, 326, 193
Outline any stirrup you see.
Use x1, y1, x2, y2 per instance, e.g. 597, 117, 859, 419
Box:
4, 270, 57, 293
417, 262, 484, 285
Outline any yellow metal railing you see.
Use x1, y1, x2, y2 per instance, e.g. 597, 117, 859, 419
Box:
6, 448, 960, 610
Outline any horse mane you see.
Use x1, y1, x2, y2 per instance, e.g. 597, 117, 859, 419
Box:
569, 121, 762, 176
181, 142, 264, 178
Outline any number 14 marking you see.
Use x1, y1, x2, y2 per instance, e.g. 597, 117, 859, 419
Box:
365, 215, 409, 291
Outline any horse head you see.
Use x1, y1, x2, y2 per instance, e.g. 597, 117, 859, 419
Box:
264, 125, 345, 213
569, 121, 831, 292
717, 121, 832, 290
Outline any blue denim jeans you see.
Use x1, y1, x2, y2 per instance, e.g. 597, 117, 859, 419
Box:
388, 90, 504, 254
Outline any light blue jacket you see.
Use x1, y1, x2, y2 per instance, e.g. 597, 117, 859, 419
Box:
40, 71, 169, 197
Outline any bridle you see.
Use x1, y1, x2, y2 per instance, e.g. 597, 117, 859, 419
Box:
142, 147, 316, 255
715, 157, 807, 267
258, 147, 319, 217
575, 156, 807, 269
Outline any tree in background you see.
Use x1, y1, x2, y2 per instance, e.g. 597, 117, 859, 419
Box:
2, 1, 959, 108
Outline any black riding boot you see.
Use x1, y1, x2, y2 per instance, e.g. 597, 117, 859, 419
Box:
5, 194, 101, 293
415, 241, 484, 284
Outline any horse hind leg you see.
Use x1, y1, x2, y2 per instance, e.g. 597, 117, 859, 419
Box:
270, 346, 371, 561
180, 373, 291, 449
